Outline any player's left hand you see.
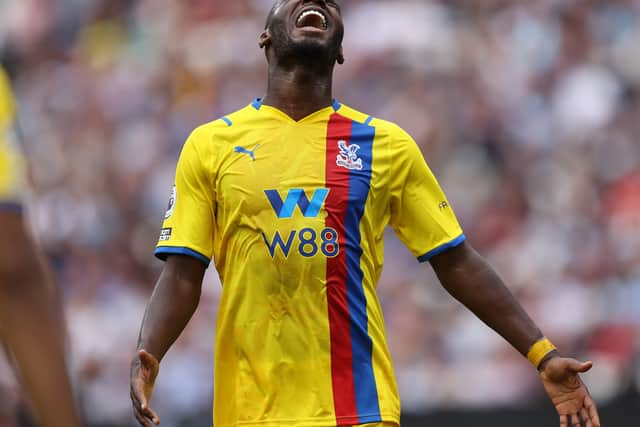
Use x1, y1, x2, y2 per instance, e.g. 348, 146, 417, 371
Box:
539, 357, 601, 427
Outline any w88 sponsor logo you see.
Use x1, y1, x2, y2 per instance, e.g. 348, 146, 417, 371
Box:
262, 227, 338, 258
262, 188, 339, 258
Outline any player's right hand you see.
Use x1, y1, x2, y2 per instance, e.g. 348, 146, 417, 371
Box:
130, 349, 161, 426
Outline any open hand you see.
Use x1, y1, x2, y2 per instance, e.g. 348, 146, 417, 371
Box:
130, 349, 161, 426
539, 357, 601, 427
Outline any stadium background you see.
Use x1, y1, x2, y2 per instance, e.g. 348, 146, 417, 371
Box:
0, 0, 639, 425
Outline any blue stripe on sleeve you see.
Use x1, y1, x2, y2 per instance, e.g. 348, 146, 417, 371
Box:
155, 246, 211, 267
221, 117, 232, 126
417, 234, 466, 263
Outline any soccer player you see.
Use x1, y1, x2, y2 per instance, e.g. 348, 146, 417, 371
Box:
130, 1, 601, 426
0, 65, 82, 427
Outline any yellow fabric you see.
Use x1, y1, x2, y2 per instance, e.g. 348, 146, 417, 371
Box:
0, 66, 24, 205
0, 67, 15, 123
156, 100, 464, 427
527, 337, 557, 368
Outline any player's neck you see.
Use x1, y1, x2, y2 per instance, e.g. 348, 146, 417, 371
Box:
262, 65, 334, 121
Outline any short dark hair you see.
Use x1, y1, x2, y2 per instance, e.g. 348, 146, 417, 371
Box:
265, 0, 285, 29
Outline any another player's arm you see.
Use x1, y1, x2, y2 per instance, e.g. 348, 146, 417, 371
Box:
0, 211, 82, 427
429, 242, 601, 427
130, 254, 205, 427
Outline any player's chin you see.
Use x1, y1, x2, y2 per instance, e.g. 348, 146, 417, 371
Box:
290, 32, 338, 54
290, 25, 335, 43
290, 35, 330, 50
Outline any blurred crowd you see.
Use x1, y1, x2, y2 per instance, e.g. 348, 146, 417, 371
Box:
0, 0, 639, 425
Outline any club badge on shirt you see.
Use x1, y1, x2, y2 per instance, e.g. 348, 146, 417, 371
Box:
336, 140, 363, 170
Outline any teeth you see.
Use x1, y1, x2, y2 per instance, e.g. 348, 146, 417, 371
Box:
297, 10, 327, 28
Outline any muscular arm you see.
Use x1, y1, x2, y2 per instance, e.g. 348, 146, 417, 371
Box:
429, 240, 601, 426
0, 211, 81, 427
131, 255, 206, 426
136, 254, 206, 360
429, 241, 545, 358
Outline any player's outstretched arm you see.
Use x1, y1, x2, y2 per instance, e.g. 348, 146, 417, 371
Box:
0, 211, 82, 427
131, 254, 206, 426
429, 241, 601, 427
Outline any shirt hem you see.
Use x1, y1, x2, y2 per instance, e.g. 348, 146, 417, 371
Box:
219, 412, 399, 427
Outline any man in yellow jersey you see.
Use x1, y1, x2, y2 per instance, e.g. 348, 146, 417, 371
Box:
0, 65, 82, 427
131, 1, 601, 426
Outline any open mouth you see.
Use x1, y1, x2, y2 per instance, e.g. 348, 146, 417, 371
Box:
295, 9, 328, 30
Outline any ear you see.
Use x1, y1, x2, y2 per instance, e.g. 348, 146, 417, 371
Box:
337, 46, 345, 65
259, 30, 271, 49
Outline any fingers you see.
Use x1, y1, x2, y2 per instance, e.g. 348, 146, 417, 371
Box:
133, 407, 155, 427
571, 413, 581, 427
142, 403, 160, 424
131, 388, 152, 426
130, 387, 160, 425
131, 384, 160, 423
580, 408, 592, 427
585, 395, 601, 427
567, 359, 593, 373
130, 369, 160, 425
576, 360, 593, 373
557, 398, 601, 427
560, 414, 569, 427
134, 408, 159, 426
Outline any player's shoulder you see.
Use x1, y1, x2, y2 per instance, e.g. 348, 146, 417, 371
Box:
334, 103, 371, 125
187, 103, 258, 147
337, 103, 414, 142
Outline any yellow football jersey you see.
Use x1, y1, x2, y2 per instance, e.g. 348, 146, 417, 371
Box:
156, 99, 465, 427
0, 66, 24, 208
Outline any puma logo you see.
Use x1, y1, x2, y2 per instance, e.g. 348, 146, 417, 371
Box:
234, 144, 260, 161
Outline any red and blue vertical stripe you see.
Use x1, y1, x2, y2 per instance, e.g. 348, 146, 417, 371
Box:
325, 113, 381, 425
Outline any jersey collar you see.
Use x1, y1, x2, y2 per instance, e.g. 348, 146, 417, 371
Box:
251, 98, 342, 123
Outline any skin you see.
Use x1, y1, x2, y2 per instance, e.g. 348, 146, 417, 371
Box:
258, 0, 345, 120
131, 1, 601, 426
430, 242, 600, 427
0, 211, 82, 427
130, 256, 204, 426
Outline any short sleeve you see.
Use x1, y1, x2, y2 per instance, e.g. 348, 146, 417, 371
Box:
0, 67, 25, 207
155, 127, 215, 266
388, 127, 465, 262
0, 67, 15, 128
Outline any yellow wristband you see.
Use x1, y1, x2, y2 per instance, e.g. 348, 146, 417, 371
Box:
527, 337, 557, 368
